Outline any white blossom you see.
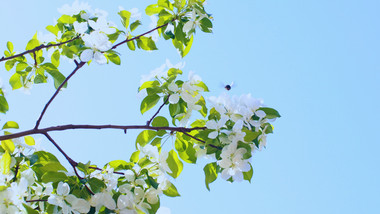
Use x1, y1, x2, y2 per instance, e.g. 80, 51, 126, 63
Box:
218, 143, 250, 182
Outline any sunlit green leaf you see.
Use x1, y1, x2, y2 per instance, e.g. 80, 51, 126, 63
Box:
118, 10, 131, 29
203, 162, 217, 191
7, 41, 13, 53
167, 150, 183, 178
145, 4, 164, 16
258, 107, 281, 119
0, 96, 9, 113
152, 116, 169, 127
2, 121, 19, 130
51, 49, 60, 67
24, 136, 35, 146
163, 182, 180, 197
1, 140, 15, 153
130, 20, 142, 32
0, 151, 11, 175
41, 171, 68, 183
136, 130, 157, 147
140, 94, 160, 114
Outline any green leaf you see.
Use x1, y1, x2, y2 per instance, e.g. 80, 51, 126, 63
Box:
163, 182, 180, 197
0, 96, 9, 114
147, 173, 159, 189
106, 53, 121, 65
152, 116, 169, 127
5, 60, 16, 71
243, 163, 254, 183
57, 15, 76, 24
16, 62, 28, 72
2, 121, 19, 130
136, 36, 158, 51
167, 68, 182, 77
167, 150, 183, 178
145, 4, 164, 16
46, 25, 59, 36
140, 94, 160, 114
243, 130, 260, 142
178, 144, 197, 164
130, 150, 140, 163
182, 34, 194, 57
88, 177, 106, 193
199, 17, 213, 33
108, 160, 132, 171
196, 96, 207, 117
130, 20, 142, 32
26, 38, 40, 51
23, 204, 39, 214
139, 80, 160, 91
136, 130, 157, 147
9, 73, 22, 90
24, 136, 35, 146
203, 162, 217, 191
258, 107, 281, 119
7, 41, 13, 53
39, 162, 67, 172
42, 63, 67, 89
127, 40, 136, 51
1, 140, 15, 153
158, 0, 173, 11
41, 171, 68, 183
51, 50, 60, 67
0, 151, 11, 174
118, 10, 131, 29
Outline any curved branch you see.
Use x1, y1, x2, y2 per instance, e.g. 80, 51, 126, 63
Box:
147, 95, 170, 126
34, 61, 86, 129
111, 22, 170, 50
43, 132, 78, 167
0, 36, 80, 62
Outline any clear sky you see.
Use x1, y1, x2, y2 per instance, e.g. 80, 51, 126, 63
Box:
0, 0, 379, 213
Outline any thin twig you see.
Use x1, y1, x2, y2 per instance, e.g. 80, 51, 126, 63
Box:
43, 132, 78, 167
111, 22, 170, 50
147, 95, 170, 126
34, 61, 85, 129
182, 132, 222, 150
26, 199, 48, 203
0, 36, 79, 62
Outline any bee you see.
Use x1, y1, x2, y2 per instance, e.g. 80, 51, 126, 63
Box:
223, 82, 234, 91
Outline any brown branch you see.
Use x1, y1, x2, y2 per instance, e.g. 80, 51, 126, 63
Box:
43, 132, 78, 167
0, 124, 206, 141
182, 132, 222, 150
34, 61, 86, 129
26, 199, 48, 203
0, 36, 79, 62
146, 95, 170, 126
111, 22, 170, 50
32, 52, 37, 67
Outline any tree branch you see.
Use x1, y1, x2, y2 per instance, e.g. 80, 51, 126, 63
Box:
111, 22, 170, 50
146, 95, 170, 126
0, 36, 80, 62
0, 124, 206, 141
34, 61, 86, 129
42, 132, 78, 167
182, 132, 222, 150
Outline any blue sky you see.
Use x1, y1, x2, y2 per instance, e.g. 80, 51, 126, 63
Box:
0, 0, 379, 213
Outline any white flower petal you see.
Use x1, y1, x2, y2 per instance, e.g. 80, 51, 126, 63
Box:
80, 49, 94, 62
94, 51, 107, 64
169, 94, 180, 104
208, 131, 218, 139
